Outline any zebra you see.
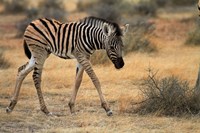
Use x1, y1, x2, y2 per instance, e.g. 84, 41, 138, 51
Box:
6, 16, 129, 116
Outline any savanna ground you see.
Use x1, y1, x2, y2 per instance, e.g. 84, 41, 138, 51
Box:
1, 2, 200, 133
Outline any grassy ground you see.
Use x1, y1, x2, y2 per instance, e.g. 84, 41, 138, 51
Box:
1, 7, 200, 133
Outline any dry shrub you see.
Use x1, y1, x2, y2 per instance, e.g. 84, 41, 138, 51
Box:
0, 47, 10, 69
37, 0, 66, 21
134, 68, 200, 116
133, 0, 157, 17
185, 19, 200, 45
77, 0, 96, 11
155, 0, 167, 7
124, 17, 156, 54
3, 0, 28, 14
16, 8, 38, 37
186, 29, 200, 45
170, 0, 196, 6
154, 0, 196, 7
16, 0, 67, 37
77, 0, 122, 22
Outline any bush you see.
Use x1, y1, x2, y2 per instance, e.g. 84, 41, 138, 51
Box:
155, 0, 167, 7
0, 0, 4, 4
0, 48, 10, 69
154, 0, 196, 7
170, 0, 196, 6
185, 19, 200, 45
185, 29, 200, 45
77, 0, 122, 22
134, 68, 200, 116
16, 0, 67, 37
3, 0, 28, 14
124, 17, 156, 54
132, 0, 158, 17
92, 4, 121, 22
16, 9, 38, 37
38, 0, 66, 21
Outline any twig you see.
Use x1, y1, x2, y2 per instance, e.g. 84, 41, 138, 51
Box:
131, 96, 161, 105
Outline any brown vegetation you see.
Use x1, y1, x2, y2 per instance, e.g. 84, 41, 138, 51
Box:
0, 47, 10, 69
185, 18, 200, 45
133, 68, 200, 116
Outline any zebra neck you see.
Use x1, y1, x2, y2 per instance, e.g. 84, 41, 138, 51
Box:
92, 27, 105, 50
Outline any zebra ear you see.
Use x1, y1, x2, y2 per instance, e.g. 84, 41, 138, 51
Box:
103, 23, 111, 36
121, 24, 129, 36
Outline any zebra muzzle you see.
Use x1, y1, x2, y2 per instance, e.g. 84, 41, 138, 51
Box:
114, 57, 124, 69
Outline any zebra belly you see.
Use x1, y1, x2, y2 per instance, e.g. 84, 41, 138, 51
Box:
54, 52, 75, 59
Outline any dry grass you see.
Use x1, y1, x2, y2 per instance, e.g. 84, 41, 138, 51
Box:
1, 5, 200, 133
0, 47, 10, 69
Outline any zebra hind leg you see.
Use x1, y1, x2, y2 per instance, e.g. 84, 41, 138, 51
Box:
33, 67, 51, 115
6, 57, 35, 113
32, 50, 52, 115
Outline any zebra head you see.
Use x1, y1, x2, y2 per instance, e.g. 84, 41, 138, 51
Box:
102, 23, 129, 69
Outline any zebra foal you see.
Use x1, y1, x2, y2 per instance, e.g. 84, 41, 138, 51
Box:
6, 16, 129, 116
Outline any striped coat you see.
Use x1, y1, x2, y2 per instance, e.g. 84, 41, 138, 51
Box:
6, 16, 129, 116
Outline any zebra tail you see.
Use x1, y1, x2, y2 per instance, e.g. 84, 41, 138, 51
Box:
23, 41, 31, 59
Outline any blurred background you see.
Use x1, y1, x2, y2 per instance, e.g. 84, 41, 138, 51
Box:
0, 0, 198, 67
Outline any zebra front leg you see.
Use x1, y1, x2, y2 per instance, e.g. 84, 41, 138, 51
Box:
6, 57, 35, 113
69, 63, 84, 114
77, 55, 112, 116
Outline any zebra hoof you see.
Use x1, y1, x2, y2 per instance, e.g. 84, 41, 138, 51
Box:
6, 100, 17, 113
68, 102, 75, 114
6, 107, 12, 113
106, 110, 113, 116
47, 112, 53, 116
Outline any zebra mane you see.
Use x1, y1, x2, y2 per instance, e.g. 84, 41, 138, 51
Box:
81, 16, 123, 36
